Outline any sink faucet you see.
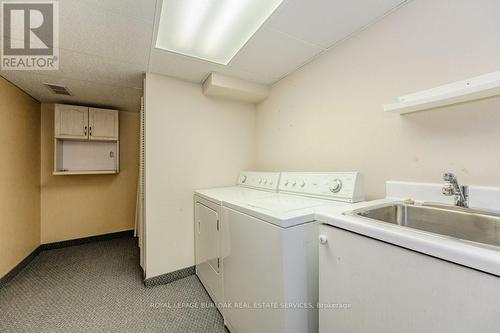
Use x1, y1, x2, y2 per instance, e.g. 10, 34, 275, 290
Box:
442, 173, 469, 208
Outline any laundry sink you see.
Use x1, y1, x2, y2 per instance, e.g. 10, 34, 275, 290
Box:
350, 203, 500, 248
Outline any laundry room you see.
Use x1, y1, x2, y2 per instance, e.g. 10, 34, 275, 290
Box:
1, 0, 500, 332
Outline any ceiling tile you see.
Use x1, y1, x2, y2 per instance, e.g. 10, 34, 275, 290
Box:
149, 49, 215, 83
229, 27, 324, 82
55, 49, 144, 89
267, 0, 408, 49
59, 0, 154, 66
80, 0, 157, 23
149, 48, 272, 85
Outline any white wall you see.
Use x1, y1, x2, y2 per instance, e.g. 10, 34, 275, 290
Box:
255, 0, 500, 199
144, 73, 256, 278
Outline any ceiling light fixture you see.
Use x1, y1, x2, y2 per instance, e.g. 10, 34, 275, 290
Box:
155, 0, 284, 65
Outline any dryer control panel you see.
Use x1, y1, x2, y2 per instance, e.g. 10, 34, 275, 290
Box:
279, 172, 364, 203
238, 171, 281, 191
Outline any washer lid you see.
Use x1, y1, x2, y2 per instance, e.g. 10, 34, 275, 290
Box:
223, 193, 350, 228
195, 186, 276, 205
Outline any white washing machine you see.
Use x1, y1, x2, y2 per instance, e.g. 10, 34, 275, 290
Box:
194, 171, 281, 307
220, 172, 364, 333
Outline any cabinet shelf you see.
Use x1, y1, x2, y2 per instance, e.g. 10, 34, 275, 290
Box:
384, 70, 500, 114
53, 170, 118, 176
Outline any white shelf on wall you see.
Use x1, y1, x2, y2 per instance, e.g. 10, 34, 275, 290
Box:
384, 70, 500, 114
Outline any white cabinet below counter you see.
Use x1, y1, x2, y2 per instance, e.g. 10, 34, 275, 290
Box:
318, 224, 500, 333
53, 104, 120, 175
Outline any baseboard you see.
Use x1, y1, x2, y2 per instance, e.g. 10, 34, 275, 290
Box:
41, 230, 134, 250
144, 266, 195, 287
0, 229, 135, 288
0, 246, 41, 289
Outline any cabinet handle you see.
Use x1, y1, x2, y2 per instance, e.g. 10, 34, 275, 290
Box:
84, 126, 87, 136
89, 126, 92, 136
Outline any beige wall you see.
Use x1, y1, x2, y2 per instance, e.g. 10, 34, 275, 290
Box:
40, 104, 139, 243
256, 0, 500, 199
0, 77, 41, 277
145, 73, 256, 278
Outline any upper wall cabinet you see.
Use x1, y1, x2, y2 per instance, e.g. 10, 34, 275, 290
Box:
55, 105, 89, 139
55, 105, 119, 141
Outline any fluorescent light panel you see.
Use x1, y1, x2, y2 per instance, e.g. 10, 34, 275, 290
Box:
155, 0, 284, 65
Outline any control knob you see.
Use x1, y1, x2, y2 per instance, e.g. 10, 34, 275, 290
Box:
329, 179, 342, 193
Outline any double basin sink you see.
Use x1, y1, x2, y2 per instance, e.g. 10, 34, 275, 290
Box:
349, 203, 500, 249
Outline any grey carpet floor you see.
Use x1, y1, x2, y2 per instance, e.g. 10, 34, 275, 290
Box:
0, 238, 227, 333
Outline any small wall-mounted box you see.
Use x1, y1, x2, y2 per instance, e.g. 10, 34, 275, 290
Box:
202, 72, 269, 104
53, 104, 120, 175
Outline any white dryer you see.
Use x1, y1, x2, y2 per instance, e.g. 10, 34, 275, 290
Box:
194, 171, 281, 307
220, 172, 363, 333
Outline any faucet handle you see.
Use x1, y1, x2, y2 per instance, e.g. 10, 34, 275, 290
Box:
442, 184, 454, 196
443, 172, 455, 182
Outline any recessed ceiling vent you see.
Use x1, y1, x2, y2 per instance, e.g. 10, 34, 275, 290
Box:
44, 83, 72, 96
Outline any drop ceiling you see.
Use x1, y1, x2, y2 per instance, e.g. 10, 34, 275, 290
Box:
0, 0, 409, 112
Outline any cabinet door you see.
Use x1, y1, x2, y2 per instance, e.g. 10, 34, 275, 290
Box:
54, 104, 89, 139
195, 202, 222, 304
318, 224, 500, 333
89, 108, 119, 141
195, 202, 220, 274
